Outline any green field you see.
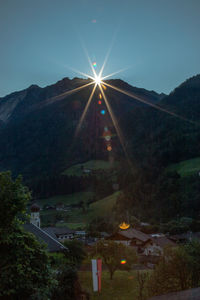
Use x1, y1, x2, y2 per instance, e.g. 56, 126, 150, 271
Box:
89, 191, 120, 218
79, 270, 140, 300
167, 157, 200, 177
39, 191, 120, 228
62, 160, 118, 176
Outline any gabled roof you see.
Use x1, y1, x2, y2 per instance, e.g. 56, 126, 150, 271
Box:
23, 224, 68, 252
107, 233, 130, 241
119, 228, 151, 242
152, 236, 177, 248
43, 226, 75, 238
148, 287, 200, 300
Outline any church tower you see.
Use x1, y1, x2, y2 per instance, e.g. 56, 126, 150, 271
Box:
30, 203, 40, 228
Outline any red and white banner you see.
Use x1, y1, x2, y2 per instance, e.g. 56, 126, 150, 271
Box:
91, 259, 102, 292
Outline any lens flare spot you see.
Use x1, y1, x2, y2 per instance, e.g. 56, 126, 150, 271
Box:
99, 93, 102, 99
105, 135, 111, 141
121, 259, 126, 265
104, 127, 108, 132
93, 62, 97, 68
98, 100, 102, 105
102, 84, 107, 90
107, 145, 112, 151
101, 110, 106, 115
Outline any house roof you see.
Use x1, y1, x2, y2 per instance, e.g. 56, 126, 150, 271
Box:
148, 287, 200, 300
43, 226, 75, 238
23, 224, 68, 252
152, 236, 177, 248
107, 232, 130, 241
119, 228, 151, 242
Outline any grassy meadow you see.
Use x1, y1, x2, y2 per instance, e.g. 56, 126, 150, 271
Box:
167, 157, 200, 177
62, 160, 118, 177
39, 191, 120, 228
79, 270, 144, 300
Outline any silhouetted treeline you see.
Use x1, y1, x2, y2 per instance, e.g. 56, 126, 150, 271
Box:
27, 173, 114, 200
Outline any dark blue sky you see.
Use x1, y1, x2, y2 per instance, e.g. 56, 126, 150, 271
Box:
0, 0, 200, 97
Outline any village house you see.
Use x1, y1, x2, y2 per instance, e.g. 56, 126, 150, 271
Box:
107, 228, 176, 256
24, 223, 68, 252
107, 228, 152, 250
149, 234, 177, 255
75, 230, 86, 240
43, 226, 75, 241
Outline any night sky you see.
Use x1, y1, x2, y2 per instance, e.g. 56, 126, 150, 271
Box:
0, 0, 200, 97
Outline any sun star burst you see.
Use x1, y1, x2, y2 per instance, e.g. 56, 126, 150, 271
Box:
43, 49, 196, 168
94, 74, 102, 85
69, 56, 195, 166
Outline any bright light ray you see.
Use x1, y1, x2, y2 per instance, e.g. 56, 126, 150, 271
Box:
68, 66, 94, 80
51, 37, 199, 176
46, 82, 93, 105
81, 42, 97, 78
102, 82, 197, 125
102, 67, 129, 80
99, 29, 118, 78
99, 85, 132, 165
35, 82, 94, 112
75, 83, 97, 136
99, 44, 112, 78
61, 39, 197, 168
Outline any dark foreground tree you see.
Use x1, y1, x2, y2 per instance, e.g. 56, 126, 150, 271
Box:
136, 271, 149, 300
0, 172, 54, 299
0, 228, 55, 299
147, 247, 189, 297
0, 171, 30, 229
63, 239, 87, 268
51, 265, 90, 300
184, 240, 200, 287
147, 242, 200, 297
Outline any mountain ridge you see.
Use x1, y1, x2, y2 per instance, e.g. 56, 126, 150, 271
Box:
0, 74, 199, 181
0, 77, 165, 124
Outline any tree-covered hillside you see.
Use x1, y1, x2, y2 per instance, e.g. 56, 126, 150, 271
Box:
0, 74, 200, 223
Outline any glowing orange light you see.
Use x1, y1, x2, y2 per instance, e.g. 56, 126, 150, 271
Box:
120, 259, 126, 265
98, 100, 102, 105
107, 145, 112, 151
102, 84, 107, 90
119, 222, 130, 230
99, 93, 102, 99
